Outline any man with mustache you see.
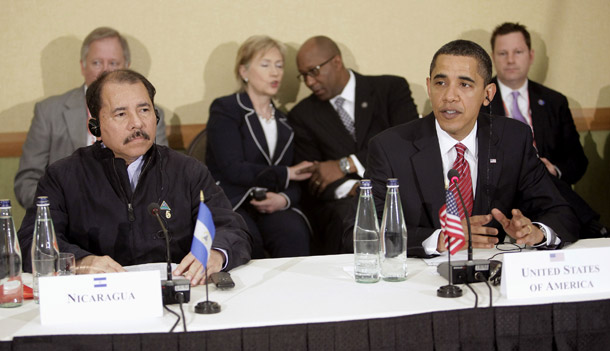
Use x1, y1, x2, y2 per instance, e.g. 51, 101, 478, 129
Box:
18, 70, 251, 283
15, 27, 169, 210
365, 40, 578, 257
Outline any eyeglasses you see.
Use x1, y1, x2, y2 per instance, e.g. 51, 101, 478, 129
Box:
296, 56, 335, 82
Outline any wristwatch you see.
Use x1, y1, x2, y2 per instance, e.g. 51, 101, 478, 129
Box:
339, 157, 351, 175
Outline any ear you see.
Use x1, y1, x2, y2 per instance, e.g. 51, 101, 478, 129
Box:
482, 82, 497, 106
426, 77, 431, 98
529, 48, 535, 65
239, 65, 248, 81
80, 60, 86, 78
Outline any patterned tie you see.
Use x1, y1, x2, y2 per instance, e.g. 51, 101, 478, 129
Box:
449, 143, 473, 219
334, 97, 356, 141
510, 91, 528, 125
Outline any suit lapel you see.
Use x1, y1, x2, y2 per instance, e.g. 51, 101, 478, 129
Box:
412, 116, 445, 227
237, 93, 272, 165
527, 82, 547, 150
63, 86, 88, 149
273, 115, 293, 165
474, 113, 502, 215
353, 72, 374, 150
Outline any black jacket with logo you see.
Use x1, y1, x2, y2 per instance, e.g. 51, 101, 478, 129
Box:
18, 142, 251, 272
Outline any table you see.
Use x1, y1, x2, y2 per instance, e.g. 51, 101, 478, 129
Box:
1, 239, 609, 350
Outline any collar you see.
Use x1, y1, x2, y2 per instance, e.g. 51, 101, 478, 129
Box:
497, 78, 529, 101
435, 119, 478, 157
329, 69, 356, 106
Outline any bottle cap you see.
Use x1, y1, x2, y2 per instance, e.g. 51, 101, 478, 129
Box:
359, 179, 372, 188
36, 196, 50, 206
387, 178, 399, 187
0, 199, 10, 208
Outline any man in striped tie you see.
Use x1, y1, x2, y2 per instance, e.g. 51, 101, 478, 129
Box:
365, 40, 578, 258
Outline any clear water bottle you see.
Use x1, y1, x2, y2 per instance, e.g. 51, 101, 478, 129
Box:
0, 199, 23, 308
31, 196, 59, 304
353, 179, 380, 283
380, 178, 408, 282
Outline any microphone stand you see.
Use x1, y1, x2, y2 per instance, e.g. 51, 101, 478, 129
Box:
194, 265, 221, 315
437, 227, 463, 298
452, 178, 473, 262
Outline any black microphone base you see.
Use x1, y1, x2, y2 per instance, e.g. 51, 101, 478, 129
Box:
162, 279, 191, 305
438, 260, 501, 284
195, 301, 221, 314
437, 284, 463, 298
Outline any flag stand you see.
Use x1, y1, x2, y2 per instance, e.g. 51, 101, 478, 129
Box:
437, 233, 463, 298
195, 268, 221, 314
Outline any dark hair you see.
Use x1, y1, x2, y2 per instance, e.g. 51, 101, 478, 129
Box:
429, 39, 493, 85
491, 22, 531, 51
86, 69, 156, 119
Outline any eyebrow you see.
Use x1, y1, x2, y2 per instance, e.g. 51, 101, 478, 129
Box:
111, 102, 150, 114
458, 75, 475, 83
432, 74, 447, 80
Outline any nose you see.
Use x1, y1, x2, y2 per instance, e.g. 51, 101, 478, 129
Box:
507, 52, 515, 63
442, 84, 459, 103
128, 111, 144, 129
304, 74, 316, 88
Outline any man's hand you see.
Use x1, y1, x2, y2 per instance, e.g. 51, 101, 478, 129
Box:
437, 214, 499, 252
76, 255, 125, 274
491, 208, 544, 246
306, 160, 346, 196
539, 157, 558, 177
250, 192, 287, 214
289, 161, 314, 181
347, 182, 360, 197
173, 250, 224, 285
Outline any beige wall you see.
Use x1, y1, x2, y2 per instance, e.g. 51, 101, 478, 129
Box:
1, 0, 609, 226
1, 0, 609, 133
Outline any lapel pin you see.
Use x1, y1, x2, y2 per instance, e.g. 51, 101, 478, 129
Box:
490, 159, 497, 164
361, 102, 368, 109
538, 99, 545, 106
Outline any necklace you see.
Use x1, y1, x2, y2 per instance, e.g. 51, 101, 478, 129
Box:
256, 103, 275, 124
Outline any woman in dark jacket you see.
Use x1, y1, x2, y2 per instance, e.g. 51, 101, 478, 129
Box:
206, 35, 313, 258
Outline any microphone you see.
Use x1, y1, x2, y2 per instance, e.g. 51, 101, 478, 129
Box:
437, 170, 501, 284
148, 202, 190, 305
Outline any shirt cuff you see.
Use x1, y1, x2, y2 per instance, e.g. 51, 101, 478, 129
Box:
212, 248, 229, 270
531, 222, 561, 248
423, 229, 443, 256
553, 165, 562, 179
278, 192, 291, 210
349, 154, 365, 178
334, 179, 358, 199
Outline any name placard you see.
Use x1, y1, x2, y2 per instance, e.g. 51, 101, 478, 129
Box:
38, 271, 163, 324
501, 247, 610, 299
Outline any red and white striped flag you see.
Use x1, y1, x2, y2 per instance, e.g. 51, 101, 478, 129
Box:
439, 189, 465, 255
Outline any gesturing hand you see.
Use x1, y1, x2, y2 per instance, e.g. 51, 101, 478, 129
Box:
491, 208, 544, 246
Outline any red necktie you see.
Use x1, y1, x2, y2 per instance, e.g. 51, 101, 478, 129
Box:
449, 143, 473, 219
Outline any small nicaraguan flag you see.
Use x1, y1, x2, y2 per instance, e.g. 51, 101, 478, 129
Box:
191, 190, 216, 269
439, 189, 466, 255
94, 277, 107, 288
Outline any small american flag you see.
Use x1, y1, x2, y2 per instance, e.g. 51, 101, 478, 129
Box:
439, 189, 466, 255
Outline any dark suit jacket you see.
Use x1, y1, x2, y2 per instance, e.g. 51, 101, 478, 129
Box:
488, 77, 587, 185
206, 93, 300, 209
287, 72, 419, 199
14, 85, 169, 209
366, 113, 579, 257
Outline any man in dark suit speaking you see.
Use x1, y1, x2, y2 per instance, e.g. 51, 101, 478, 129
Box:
366, 40, 578, 257
487, 22, 606, 239
288, 36, 419, 254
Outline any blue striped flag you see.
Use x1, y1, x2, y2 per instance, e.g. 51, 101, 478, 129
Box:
191, 192, 215, 268
439, 189, 466, 255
